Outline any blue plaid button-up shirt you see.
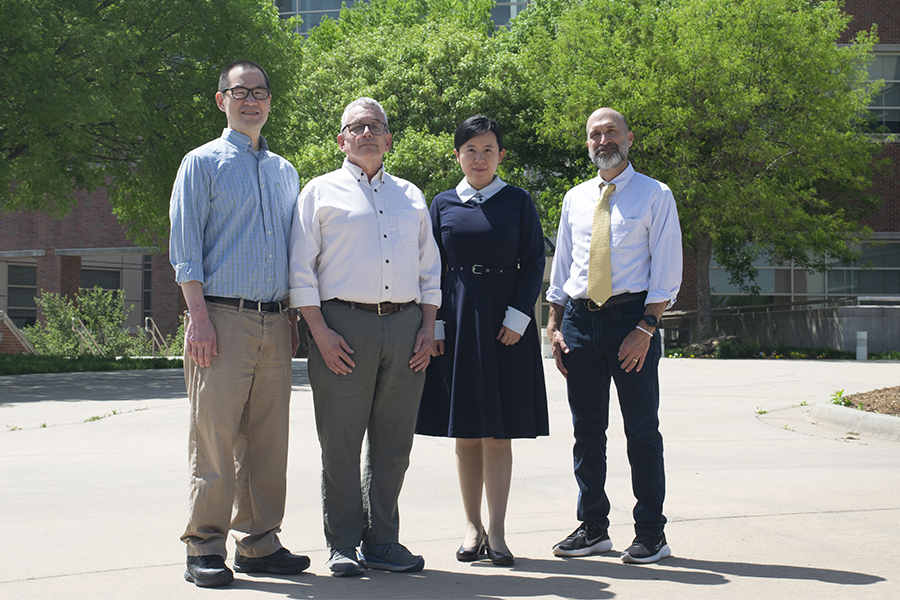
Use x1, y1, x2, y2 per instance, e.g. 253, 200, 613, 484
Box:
169, 129, 299, 302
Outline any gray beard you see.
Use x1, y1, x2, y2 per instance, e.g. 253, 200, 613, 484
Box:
590, 144, 628, 170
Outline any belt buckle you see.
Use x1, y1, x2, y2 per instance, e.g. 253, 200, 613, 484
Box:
377, 303, 387, 316
587, 299, 603, 312
471, 264, 484, 275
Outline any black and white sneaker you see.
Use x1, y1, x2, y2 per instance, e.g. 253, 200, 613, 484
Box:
621, 533, 671, 564
552, 522, 613, 557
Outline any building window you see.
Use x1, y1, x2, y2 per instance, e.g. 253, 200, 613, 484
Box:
868, 53, 900, 134
492, 1, 529, 26
7, 264, 37, 328
81, 269, 121, 290
709, 241, 900, 308
275, 0, 357, 35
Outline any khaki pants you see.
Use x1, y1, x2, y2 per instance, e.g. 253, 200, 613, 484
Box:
309, 301, 425, 548
181, 302, 292, 558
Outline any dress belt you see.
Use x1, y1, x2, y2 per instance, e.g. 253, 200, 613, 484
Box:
326, 298, 417, 316
205, 296, 287, 313
447, 264, 517, 275
573, 291, 647, 312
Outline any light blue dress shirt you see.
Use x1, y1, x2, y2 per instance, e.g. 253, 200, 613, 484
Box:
169, 129, 299, 302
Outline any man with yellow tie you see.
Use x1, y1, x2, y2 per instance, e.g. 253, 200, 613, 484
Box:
546, 107, 682, 564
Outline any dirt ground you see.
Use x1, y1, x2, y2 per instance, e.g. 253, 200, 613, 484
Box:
844, 386, 900, 416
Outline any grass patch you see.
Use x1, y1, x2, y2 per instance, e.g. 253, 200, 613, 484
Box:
667, 344, 859, 360
0, 354, 182, 376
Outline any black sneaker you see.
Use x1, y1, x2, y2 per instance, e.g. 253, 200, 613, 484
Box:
552, 522, 613, 557
234, 547, 310, 575
184, 555, 234, 588
621, 533, 671, 564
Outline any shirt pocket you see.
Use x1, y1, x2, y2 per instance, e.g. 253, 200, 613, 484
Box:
393, 210, 421, 246
611, 217, 646, 250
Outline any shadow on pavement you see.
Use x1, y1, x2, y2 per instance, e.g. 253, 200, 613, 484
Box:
0, 361, 310, 405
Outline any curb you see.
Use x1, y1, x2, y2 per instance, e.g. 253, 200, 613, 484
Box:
808, 402, 900, 442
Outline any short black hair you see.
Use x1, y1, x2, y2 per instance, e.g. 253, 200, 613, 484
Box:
454, 115, 504, 152
218, 60, 270, 92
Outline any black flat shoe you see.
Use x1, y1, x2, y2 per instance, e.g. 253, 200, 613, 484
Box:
485, 534, 515, 567
456, 528, 487, 562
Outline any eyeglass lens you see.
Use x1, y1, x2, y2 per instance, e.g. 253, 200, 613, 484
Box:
228, 87, 270, 100
346, 122, 386, 136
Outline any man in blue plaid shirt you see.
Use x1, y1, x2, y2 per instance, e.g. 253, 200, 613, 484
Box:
169, 60, 308, 588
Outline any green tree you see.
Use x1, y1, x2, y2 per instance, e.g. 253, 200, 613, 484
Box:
1, 0, 303, 247
289, 0, 542, 202
526, 0, 890, 336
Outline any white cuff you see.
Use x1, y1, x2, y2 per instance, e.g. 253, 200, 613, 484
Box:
434, 320, 445, 341
502, 306, 531, 336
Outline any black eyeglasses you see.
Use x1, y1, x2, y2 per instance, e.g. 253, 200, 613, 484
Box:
342, 121, 388, 136
222, 86, 270, 100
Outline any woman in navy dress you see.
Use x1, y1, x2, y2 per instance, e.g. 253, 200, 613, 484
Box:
416, 116, 548, 566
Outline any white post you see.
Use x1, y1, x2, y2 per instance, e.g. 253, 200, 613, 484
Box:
856, 331, 867, 361
659, 328, 665, 355
542, 331, 553, 359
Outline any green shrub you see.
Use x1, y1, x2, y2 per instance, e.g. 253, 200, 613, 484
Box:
21, 287, 156, 357
0, 354, 182, 376
714, 339, 760, 359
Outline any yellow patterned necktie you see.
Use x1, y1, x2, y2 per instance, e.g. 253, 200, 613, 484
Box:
587, 183, 616, 306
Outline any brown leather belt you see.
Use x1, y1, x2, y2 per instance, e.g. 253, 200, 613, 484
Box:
205, 296, 286, 313
326, 298, 417, 316
573, 291, 647, 312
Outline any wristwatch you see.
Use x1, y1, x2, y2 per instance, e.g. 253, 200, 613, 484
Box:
640, 314, 659, 328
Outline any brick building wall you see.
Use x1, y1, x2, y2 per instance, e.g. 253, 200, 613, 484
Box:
841, 0, 900, 42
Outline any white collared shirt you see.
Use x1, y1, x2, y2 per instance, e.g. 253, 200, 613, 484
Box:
546, 162, 682, 308
289, 159, 441, 308
434, 176, 531, 340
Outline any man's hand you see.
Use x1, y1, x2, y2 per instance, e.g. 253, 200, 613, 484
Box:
185, 312, 217, 368
496, 326, 522, 346
547, 303, 569, 378
409, 326, 433, 372
299, 306, 355, 375
617, 328, 652, 373
289, 316, 301, 358
411, 303, 438, 371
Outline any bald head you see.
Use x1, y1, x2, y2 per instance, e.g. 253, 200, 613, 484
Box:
586, 108, 630, 136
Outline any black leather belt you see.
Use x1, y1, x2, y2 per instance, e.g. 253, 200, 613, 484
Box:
205, 296, 286, 313
326, 298, 416, 316
448, 264, 517, 275
573, 291, 647, 312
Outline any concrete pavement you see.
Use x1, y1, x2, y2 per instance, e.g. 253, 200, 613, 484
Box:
1, 357, 899, 599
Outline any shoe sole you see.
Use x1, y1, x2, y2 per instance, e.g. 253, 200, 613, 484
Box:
234, 560, 310, 575
552, 538, 614, 557
360, 558, 425, 572
621, 543, 671, 564
330, 564, 365, 577
184, 569, 234, 587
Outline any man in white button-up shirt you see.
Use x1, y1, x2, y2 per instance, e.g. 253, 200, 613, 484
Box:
289, 98, 441, 577
546, 108, 682, 565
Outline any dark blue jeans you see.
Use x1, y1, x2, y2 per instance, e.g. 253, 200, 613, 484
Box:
561, 297, 666, 536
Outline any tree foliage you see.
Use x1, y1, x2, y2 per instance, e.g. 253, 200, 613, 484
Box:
0, 0, 302, 247
527, 0, 889, 333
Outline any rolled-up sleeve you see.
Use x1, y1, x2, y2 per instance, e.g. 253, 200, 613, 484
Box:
169, 153, 209, 285
546, 194, 573, 306
289, 183, 324, 308
646, 187, 682, 308
417, 200, 442, 308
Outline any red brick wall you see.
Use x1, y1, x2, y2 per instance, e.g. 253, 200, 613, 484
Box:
862, 143, 900, 231
840, 0, 900, 43
0, 318, 31, 354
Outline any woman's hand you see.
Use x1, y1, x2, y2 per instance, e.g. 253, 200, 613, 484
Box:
432, 339, 445, 356
496, 326, 521, 346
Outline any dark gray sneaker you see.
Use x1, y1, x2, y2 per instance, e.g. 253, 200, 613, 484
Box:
327, 547, 364, 577
552, 522, 613, 557
359, 542, 425, 572
621, 533, 671, 564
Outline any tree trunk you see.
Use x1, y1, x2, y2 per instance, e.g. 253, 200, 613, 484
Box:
694, 233, 713, 340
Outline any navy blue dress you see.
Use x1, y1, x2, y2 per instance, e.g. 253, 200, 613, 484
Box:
416, 185, 549, 439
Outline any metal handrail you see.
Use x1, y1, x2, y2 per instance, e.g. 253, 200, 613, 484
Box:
72, 317, 103, 356
144, 316, 169, 355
